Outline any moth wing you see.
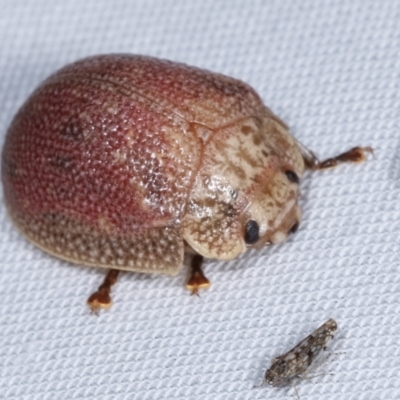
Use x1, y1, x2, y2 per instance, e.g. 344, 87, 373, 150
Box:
269, 319, 335, 379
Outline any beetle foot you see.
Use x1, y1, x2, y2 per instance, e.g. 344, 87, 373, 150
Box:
87, 290, 113, 314
186, 274, 210, 296
186, 254, 210, 296
87, 269, 120, 313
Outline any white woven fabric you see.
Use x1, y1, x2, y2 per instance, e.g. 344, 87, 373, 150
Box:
0, 1, 399, 399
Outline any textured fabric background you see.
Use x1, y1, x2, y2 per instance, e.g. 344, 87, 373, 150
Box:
0, 1, 399, 399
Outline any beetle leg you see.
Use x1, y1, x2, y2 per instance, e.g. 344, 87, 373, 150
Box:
87, 269, 120, 313
186, 254, 210, 296
297, 141, 373, 170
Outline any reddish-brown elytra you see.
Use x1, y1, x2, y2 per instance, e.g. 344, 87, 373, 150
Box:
1, 55, 372, 311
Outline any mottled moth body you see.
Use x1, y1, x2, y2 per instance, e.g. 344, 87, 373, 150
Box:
264, 318, 338, 387
1, 54, 371, 309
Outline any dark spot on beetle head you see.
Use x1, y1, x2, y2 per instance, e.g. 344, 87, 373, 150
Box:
261, 150, 269, 158
253, 116, 263, 129
289, 221, 299, 234
244, 220, 260, 244
241, 125, 254, 136
252, 134, 261, 146
285, 170, 300, 184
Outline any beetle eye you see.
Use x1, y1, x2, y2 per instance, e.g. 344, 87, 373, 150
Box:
285, 170, 299, 184
245, 220, 260, 244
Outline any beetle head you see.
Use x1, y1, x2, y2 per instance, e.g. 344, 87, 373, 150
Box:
183, 115, 305, 261
242, 165, 302, 249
